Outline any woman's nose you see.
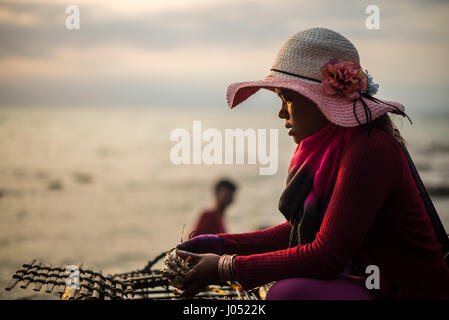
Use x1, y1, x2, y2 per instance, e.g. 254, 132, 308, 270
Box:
278, 104, 289, 119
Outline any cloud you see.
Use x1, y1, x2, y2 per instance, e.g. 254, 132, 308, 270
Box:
2, 0, 447, 59
0, 44, 277, 80
0, 0, 363, 58
0, 6, 41, 25
0, 0, 448, 113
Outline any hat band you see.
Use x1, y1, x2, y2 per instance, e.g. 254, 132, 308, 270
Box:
271, 67, 412, 132
270, 68, 321, 83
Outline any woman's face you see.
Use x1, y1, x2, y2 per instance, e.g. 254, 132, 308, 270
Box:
275, 88, 329, 144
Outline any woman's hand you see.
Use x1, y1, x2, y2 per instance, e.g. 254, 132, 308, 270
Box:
176, 250, 221, 297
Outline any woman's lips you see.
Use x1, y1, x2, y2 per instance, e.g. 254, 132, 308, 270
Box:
285, 123, 294, 136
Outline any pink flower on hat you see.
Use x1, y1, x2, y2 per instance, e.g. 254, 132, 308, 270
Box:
320, 59, 368, 100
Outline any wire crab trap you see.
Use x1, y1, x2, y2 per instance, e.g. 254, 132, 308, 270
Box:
4, 251, 264, 300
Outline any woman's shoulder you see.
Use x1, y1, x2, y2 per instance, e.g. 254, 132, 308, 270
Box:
349, 127, 402, 153
343, 128, 405, 173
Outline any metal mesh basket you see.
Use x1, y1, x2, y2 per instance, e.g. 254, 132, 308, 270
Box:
4, 252, 262, 300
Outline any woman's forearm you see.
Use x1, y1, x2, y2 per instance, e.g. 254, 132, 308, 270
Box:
218, 221, 291, 255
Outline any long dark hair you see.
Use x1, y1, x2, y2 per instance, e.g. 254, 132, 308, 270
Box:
368, 114, 406, 145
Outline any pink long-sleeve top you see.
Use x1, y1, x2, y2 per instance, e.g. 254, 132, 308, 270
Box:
219, 129, 449, 299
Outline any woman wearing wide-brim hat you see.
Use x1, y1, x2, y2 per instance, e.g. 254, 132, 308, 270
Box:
176, 27, 449, 299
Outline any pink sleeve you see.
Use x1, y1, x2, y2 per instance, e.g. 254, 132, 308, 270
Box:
233, 133, 402, 290
218, 221, 291, 255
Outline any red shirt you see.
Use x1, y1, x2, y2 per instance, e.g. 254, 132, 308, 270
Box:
192, 208, 226, 237
219, 129, 449, 299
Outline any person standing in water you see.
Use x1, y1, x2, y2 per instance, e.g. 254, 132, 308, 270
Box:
190, 179, 237, 237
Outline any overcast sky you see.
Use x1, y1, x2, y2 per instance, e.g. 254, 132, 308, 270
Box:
0, 0, 448, 114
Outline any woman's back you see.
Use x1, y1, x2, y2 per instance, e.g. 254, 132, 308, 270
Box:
346, 129, 449, 299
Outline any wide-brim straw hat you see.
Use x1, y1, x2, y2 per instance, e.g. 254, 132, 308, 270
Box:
226, 27, 407, 127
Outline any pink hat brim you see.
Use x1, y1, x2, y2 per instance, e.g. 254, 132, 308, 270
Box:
226, 75, 405, 128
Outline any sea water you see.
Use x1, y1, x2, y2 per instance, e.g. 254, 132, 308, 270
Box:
0, 105, 447, 299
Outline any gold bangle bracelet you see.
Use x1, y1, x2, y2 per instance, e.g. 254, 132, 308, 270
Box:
218, 254, 236, 282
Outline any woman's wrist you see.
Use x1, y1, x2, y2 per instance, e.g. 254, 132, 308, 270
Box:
217, 254, 237, 282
